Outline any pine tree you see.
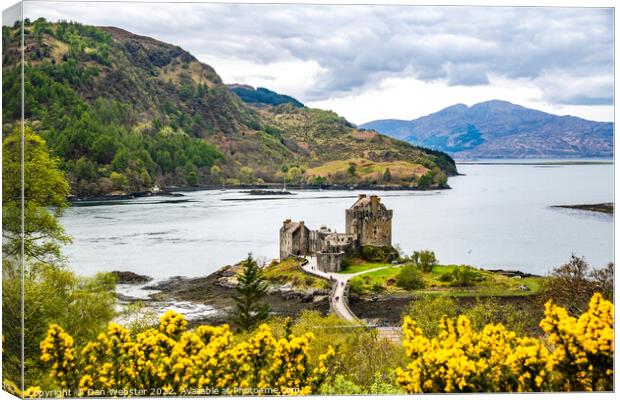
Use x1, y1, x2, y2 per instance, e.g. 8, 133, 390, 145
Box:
232, 254, 270, 331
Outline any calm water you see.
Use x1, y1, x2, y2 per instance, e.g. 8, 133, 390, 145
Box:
61, 162, 614, 279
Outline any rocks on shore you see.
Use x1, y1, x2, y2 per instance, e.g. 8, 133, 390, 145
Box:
484, 269, 540, 278
111, 270, 153, 284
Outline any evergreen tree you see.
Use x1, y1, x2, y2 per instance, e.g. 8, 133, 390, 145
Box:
232, 254, 270, 331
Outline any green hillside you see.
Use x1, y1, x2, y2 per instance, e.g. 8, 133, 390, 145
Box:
227, 84, 304, 108
2, 18, 457, 196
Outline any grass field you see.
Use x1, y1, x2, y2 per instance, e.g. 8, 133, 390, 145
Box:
348, 262, 545, 297
261, 258, 331, 290
306, 158, 428, 182
339, 262, 392, 274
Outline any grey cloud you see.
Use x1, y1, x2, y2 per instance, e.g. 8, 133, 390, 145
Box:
25, 2, 613, 105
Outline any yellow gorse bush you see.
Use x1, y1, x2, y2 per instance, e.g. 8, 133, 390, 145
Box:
396, 293, 613, 393
40, 310, 334, 396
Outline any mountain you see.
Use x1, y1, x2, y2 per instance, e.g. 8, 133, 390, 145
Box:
227, 84, 304, 108
360, 100, 613, 158
2, 18, 456, 196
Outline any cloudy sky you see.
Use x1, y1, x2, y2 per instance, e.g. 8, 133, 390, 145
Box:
24, 1, 614, 124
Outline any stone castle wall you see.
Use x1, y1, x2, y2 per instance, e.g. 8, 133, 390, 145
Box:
316, 252, 345, 273
280, 194, 393, 272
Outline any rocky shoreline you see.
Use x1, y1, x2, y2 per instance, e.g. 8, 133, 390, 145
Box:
118, 263, 330, 327
115, 261, 543, 327
68, 183, 451, 203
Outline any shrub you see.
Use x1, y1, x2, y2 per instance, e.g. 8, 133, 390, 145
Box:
463, 298, 534, 337
411, 250, 438, 273
403, 295, 458, 337
396, 264, 426, 290
39, 311, 335, 396
450, 266, 478, 287
396, 293, 613, 393
361, 245, 398, 263
541, 255, 614, 315
348, 277, 366, 295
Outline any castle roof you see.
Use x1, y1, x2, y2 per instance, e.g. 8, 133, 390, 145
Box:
350, 194, 383, 209
282, 220, 306, 234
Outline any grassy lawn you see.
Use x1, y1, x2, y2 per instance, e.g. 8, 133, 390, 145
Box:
348, 263, 545, 297
339, 262, 391, 274
261, 258, 330, 290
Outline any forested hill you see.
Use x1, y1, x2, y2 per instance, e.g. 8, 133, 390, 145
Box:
2, 19, 456, 196
227, 84, 304, 108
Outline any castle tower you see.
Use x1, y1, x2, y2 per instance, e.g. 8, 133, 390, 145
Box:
345, 194, 393, 247
279, 220, 310, 260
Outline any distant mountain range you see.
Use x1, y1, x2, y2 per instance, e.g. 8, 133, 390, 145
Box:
360, 100, 613, 158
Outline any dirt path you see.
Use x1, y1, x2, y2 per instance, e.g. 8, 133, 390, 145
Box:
302, 257, 403, 341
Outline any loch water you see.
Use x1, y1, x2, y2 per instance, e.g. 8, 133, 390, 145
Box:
61, 161, 614, 279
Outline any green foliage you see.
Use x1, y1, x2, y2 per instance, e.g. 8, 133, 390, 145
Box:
109, 171, 129, 190
3, 260, 116, 388
1, 125, 117, 387
411, 250, 438, 273
286, 166, 304, 184
540, 256, 614, 315
347, 163, 357, 177
383, 168, 392, 182
230, 86, 304, 107
320, 375, 363, 394
403, 295, 458, 337
269, 311, 406, 394
463, 298, 533, 336
361, 245, 398, 262
403, 295, 539, 338
233, 254, 270, 331
3, 18, 457, 197
2, 127, 71, 263
262, 258, 329, 290
450, 266, 480, 287
396, 264, 426, 290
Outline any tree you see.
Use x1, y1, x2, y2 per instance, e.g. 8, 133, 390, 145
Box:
541, 255, 613, 315
287, 166, 304, 185
2, 127, 116, 388
396, 264, 426, 290
109, 171, 128, 191
417, 171, 433, 189
418, 250, 438, 273
2, 127, 71, 262
383, 168, 392, 182
347, 163, 357, 177
233, 254, 270, 331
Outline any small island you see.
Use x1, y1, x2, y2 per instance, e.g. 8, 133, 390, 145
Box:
553, 203, 613, 215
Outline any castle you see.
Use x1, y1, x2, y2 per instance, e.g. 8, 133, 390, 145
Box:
279, 194, 393, 272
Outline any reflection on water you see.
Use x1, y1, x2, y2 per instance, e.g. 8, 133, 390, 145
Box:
61, 163, 613, 279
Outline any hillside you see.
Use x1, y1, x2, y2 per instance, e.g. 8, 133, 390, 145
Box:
2, 19, 456, 196
227, 84, 304, 108
360, 100, 613, 159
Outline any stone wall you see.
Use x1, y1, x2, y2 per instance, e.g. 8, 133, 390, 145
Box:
345, 194, 393, 247
316, 251, 345, 273
280, 220, 310, 260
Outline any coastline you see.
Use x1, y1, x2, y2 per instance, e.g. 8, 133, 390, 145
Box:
68, 183, 452, 203
115, 261, 542, 327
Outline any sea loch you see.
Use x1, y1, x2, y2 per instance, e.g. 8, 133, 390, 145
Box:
60, 161, 613, 279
